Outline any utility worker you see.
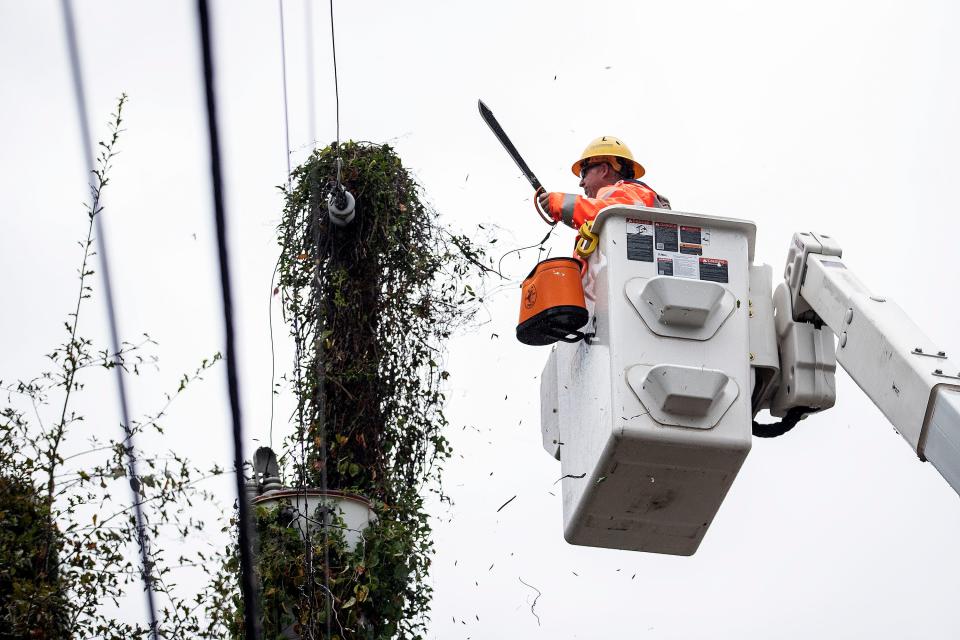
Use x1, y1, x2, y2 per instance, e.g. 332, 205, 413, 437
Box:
538, 136, 670, 229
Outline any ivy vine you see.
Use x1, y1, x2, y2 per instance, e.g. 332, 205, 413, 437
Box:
213, 141, 490, 638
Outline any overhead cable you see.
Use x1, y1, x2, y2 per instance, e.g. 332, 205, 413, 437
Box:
194, 1, 260, 638
328, 0, 341, 151
57, 2, 159, 638
278, 0, 293, 181
304, 0, 318, 148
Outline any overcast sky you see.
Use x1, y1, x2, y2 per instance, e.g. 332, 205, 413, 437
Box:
3, 1, 960, 638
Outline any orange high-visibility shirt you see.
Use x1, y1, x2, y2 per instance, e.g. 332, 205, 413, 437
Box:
548, 180, 668, 229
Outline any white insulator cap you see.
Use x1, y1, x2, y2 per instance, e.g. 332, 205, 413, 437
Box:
327, 189, 356, 227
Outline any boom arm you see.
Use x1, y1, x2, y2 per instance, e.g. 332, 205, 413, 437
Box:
782, 232, 960, 496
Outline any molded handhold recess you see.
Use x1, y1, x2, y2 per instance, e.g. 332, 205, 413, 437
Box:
626, 364, 739, 429
625, 276, 735, 340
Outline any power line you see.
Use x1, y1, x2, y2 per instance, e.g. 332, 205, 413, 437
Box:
277, 0, 293, 181
57, 2, 160, 638
328, 0, 341, 149
304, 0, 318, 148
194, 2, 260, 639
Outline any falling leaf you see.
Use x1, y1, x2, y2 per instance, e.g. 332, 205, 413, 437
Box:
297, 252, 309, 260
553, 472, 586, 485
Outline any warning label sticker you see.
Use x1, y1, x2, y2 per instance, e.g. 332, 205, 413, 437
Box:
699, 258, 729, 283
656, 256, 674, 276
672, 254, 700, 279
678, 226, 711, 246
625, 220, 725, 283
625, 219, 654, 262
656, 252, 699, 280
680, 225, 702, 245
654, 222, 678, 252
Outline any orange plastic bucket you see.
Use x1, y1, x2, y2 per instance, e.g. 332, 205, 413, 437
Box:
516, 257, 589, 345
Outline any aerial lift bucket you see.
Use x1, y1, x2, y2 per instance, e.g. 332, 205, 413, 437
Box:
516, 257, 589, 345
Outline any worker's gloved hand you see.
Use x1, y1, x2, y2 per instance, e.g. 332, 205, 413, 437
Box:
538, 191, 561, 222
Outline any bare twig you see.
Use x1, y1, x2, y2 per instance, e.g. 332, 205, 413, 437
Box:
496, 495, 517, 513
518, 577, 542, 626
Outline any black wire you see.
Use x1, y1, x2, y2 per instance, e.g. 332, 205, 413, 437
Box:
752, 406, 811, 438
496, 226, 555, 277
328, 0, 341, 149
269, 256, 281, 450
194, 2, 260, 638
58, 2, 159, 638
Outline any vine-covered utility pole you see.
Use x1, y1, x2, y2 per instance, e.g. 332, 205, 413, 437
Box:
236, 141, 488, 639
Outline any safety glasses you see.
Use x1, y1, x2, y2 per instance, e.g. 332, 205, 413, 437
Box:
579, 162, 603, 179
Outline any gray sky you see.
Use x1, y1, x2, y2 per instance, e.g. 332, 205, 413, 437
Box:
3, 0, 960, 637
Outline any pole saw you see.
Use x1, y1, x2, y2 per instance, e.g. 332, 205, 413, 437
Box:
478, 99, 556, 226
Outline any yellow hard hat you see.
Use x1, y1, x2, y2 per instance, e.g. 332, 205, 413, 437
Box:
571, 136, 645, 179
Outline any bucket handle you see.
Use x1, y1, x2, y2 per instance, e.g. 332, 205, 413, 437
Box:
543, 326, 595, 344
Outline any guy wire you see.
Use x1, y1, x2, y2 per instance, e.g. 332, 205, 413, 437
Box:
58, 2, 159, 637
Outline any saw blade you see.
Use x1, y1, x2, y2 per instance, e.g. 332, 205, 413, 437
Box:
478, 99, 543, 192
